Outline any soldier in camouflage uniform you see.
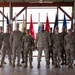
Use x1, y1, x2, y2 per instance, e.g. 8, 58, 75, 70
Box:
64, 29, 74, 69
60, 27, 67, 65
72, 24, 75, 66
52, 26, 62, 68
35, 24, 51, 68
22, 29, 34, 68
0, 26, 12, 67
0, 27, 7, 64
0, 27, 3, 57
10, 23, 23, 67
0, 27, 3, 51
21, 27, 26, 63
49, 27, 54, 65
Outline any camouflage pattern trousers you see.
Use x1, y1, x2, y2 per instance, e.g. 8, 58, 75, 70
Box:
24, 48, 32, 63
37, 47, 49, 62
53, 49, 61, 65
12, 45, 21, 63
1, 44, 12, 63
65, 49, 74, 65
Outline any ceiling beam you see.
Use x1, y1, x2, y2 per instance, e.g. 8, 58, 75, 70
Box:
22, 0, 25, 2
12, 2, 73, 7
0, 2, 8, 7
12, 7, 26, 20
3, 0, 7, 3
0, 2, 73, 7
0, 11, 7, 19
58, 6, 72, 20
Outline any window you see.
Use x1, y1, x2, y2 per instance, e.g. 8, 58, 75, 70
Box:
4, 7, 9, 32
27, 7, 72, 33
27, 7, 57, 33
0, 7, 3, 27
58, 7, 72, 32
13, 7, 26, 31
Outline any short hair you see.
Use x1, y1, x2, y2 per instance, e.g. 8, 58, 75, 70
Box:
23, 27, 26, 31
16, 23, 19, 26
40, 23, 44, 28
0, 27, 3, 28
26, 29, 30, 32
62, 26, 66, 29
68, 29, 72, 32
50, 27, 52, 30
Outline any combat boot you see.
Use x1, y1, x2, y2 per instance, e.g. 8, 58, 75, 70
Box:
68, 65, 71, 69
37, 61, 40, 68
54, 63, 58, 68
74, 63, 75, 66
30, 62, 33, 68
21, 61, 24, 63
52, 60, 54, 65
24, 62, 27, 68
17, 63, 22, 67
65, 61, 68, 66
48, 61, 50, 65
68, 64, 73, 69
46, 61, 49, 68
0, 62, 3, 67
58, 64, 61, 68
3, 61, 7, 64
12, 62, 15, 67
70, 65, 73, 69
9, 61, 12, 65
61, 62, 64, 65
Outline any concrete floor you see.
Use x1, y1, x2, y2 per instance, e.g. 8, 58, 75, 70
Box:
0, 57, 75, 75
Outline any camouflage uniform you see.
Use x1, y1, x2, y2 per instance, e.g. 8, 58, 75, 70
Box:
49, 33, 54, 64
35, 31, 51, 68
52, 33, 62, 67
72, 31, 75, 60
0, 32, 2, 49
10, 30, 23, 66
64, 34, 74, 67
21, 32, 26, 63
1, 33, 12, 65
22, 34, 34, 68
60, 32, 67, 65
0, 32, 2, 55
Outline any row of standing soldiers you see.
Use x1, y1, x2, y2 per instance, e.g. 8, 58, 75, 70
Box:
0, 24, 34, 68
36, 24, 75, 69
0, 23, 75, 69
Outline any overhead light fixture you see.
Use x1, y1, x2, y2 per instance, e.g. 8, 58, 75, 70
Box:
39, 0, 53, 3
30, 0, 53, 3
39, 0, 43, 3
